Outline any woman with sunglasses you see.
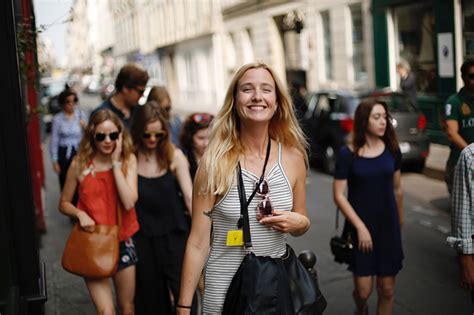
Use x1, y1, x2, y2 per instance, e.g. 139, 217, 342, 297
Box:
130, 101, 195, 314
333, 99, 404, 315
147, 86, 182, 146
59, 109, 139, 314
49, 87, 86, 194
179, 112, 214, 181
177, 63, 311, 314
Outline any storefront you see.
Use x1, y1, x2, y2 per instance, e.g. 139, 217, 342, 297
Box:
372, 0, 471, 144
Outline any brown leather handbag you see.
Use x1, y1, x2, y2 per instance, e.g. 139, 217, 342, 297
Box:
62, 206, 121, 279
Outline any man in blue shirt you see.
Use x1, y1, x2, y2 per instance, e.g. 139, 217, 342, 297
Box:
92, 63, 149, 129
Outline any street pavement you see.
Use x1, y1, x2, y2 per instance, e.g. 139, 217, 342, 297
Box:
39, 93, 471, 314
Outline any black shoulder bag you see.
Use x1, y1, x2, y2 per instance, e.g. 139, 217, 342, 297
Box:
223, 139, 326, 314
329, 208, 354, 264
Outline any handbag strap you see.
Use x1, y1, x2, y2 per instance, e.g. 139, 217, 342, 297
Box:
237, 137, 271, 249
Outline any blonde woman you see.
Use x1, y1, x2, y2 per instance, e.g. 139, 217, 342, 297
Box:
177, 63, 311, 314
59, 109, 139, 314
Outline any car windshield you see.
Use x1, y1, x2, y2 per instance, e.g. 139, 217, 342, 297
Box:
339, 96, 359, 114
375, 94, 417, 113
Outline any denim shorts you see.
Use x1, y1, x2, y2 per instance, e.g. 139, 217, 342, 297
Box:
118, 237, 138, 271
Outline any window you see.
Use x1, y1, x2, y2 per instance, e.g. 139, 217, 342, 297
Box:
350, 3, 367, 83
462, 0, 474, 59
394, 3, 437, 94
321, 11, 333, 80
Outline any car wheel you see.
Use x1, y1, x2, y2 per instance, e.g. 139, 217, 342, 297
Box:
323, 146, 336, 175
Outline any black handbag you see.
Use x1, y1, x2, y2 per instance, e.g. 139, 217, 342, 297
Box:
283, 245, 327, 315
329, 208, 354, 264
223, 138, 326, 314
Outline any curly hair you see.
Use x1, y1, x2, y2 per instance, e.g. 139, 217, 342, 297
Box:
352, 98, 399, 157
199, 62, 308, 195
76, 109, 134, 172
130, 101, 174, 169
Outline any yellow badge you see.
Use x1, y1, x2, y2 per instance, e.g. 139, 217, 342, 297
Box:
461, 103, 471, 116
226, 230, 244, 247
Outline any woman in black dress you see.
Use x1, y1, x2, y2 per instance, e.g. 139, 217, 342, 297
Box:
333, 99, 404, 315
131, 101, 194, 314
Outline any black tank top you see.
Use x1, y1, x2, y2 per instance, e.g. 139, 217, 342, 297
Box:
136, 171, 188, 236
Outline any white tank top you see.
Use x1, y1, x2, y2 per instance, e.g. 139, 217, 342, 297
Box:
202, 143, 293, 314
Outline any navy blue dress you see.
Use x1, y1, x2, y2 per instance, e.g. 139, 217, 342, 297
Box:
335, 146, 404, 276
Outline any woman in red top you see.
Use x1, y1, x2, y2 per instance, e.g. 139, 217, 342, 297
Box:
60, 109, 139, 314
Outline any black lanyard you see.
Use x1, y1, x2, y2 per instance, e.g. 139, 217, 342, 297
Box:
237, 137, 271, 248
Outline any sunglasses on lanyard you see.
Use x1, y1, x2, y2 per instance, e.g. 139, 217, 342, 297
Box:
94, 131, 120, 142
255, 179, 273, 216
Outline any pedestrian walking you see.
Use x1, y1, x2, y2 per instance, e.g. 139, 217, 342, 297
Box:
130, 101, 195, 314
179, 112, 214, 181
333, 99, 404, 315
177, 62, 311, 314
49, 87, 86, 193
444, 59, 474, 194
396, 61, 417, 105
447, 143, 474, 307
147, 86, 182, 146
59, 109, 139, 314
91, 63, 149, 129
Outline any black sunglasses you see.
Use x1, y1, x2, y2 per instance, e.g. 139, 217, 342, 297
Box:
94, 131, 120, 142
467, 73, 474, 80
142, 131, 167, 140
131, 86, 146, 95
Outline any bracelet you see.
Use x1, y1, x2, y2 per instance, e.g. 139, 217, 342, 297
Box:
111, 160, 122, 169
176, 304, 192, 309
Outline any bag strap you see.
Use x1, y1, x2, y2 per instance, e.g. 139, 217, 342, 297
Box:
236, 137, 272, 249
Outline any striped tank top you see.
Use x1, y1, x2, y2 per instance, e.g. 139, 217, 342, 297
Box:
202, 143, 293, 314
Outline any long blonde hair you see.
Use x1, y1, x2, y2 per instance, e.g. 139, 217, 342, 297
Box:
199, 62, 308, 195
76, 109, 134, 172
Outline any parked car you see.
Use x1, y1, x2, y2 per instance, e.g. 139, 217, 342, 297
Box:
301, 90, 430, 174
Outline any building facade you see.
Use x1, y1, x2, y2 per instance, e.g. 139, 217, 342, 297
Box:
372, 0, 474, 144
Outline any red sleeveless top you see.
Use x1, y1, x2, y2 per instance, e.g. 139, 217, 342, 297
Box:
77, 167, 139, 241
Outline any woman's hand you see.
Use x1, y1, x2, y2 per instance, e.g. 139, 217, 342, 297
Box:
76, 210, 95, 232
111, 133, 123, 162
258, 210, 308, 234
356, 224, 373, 253
53, 162, 61, 174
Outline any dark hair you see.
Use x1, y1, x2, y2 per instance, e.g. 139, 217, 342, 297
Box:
130, 101, 174, 169
352, 98, 399, 157
179, 113, 213, 153
58, 89, 78, 106
115, 63, 149, 92
147, 86, 170, 107
461, 59, 474, 78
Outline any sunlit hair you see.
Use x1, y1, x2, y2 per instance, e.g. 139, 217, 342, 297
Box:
199, 62, 308, 195
76, 109, 134, 172
130, 101, 174, 169
179, 112, 213, 154
352, 98, 399, 157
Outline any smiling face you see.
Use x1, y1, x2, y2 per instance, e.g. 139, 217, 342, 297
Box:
366, 104, 387, 138
93, 119, 119, 156
235, 68, 277, 124
142, 119, 166, 151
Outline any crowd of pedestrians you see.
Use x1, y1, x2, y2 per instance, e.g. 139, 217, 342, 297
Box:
53, 59, 474, 314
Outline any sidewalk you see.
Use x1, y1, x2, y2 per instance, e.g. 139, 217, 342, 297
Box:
423, 143, 449, 181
